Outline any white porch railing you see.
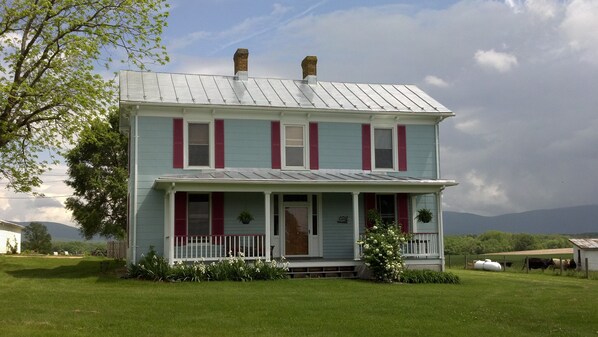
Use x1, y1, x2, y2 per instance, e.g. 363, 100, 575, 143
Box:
173, 234, 266, 262
358, 233, 440, 258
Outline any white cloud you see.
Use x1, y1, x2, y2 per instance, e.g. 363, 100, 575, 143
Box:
424, 75, 449, 88
474, 49, 518, 72
525, 0, 559, 19
560, 0, 598, 65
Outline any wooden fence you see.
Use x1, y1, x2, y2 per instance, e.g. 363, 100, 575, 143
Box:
107, 241, 127, 259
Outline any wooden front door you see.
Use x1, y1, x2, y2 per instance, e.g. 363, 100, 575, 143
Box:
284, 206, 309, 256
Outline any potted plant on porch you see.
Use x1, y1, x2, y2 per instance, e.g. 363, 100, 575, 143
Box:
237, 209, 254, 224
415, 208, 433, 223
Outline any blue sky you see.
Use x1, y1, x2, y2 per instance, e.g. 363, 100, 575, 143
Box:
2, 0, 598, 226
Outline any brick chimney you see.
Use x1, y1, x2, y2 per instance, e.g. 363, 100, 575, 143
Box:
233, 48, 249, 80
301, 56, 317, 84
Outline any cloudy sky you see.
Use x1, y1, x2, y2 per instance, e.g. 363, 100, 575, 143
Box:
2, 0, 597, 226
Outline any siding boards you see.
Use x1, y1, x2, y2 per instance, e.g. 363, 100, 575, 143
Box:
319, 122, 362, 170
322, 193, 354, 259
404, 125, 436, 178
224, 120, 271, 168
414, 194, 438, 233
223, 192, 264, 235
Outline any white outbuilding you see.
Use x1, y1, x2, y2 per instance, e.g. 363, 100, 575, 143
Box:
569, 238, 598, 271
0, 220, 24, 254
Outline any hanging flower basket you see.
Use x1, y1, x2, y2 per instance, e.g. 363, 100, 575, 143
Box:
415, 208, 433, 223
237, 209, 254, 224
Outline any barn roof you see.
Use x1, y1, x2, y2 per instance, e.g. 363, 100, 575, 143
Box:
0, 219, 25, 231
119, 70, 453, 115
569, 238, 598, 250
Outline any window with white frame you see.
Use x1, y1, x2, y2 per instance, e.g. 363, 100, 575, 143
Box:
284, 125, 305, 168
374, 128, 393, 169
188, 123, 210, 167
376, 194, 395, 225
188, 194, 210, 236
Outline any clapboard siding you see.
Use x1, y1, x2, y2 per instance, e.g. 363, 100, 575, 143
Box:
224, 120, 271, 168
322, 193, 356, 259
319, 122, 362, 170
404, 125, 437, 178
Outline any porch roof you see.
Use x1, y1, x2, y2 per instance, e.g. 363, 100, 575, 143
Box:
153, 169, 457, 193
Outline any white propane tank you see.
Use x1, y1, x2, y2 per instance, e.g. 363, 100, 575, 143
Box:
473, 259, 503, 272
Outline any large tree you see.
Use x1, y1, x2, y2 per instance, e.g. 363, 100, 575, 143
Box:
0, 0, 168, 193
65, 107, 127, 240
22, 221, 52, 253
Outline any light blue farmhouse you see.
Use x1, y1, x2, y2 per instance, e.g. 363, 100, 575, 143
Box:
119, 48, 457, 272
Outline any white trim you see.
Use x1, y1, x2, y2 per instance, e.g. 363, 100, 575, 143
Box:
184, 118, 215, 170
168, 190, 175, 264
437, 191, 445, 272
264, 191, 272, 261
352, 192, 360, 260
371, 125, 398, 171
282, 123, 308, 170
132, 111, 139, 264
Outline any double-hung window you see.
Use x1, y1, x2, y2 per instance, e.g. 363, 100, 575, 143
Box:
376, 194, 396, 225
284, 125, 305, 168
188, 123, 210, 167
188, 194, 210, 236
374, 128, 393, 169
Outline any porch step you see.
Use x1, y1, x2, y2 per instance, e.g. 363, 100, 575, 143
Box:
287, 266, 358, 279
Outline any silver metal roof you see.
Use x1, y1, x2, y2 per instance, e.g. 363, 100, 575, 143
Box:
569, 238, 598, 250
153, 169, 457, 189
120, 70, 452, 114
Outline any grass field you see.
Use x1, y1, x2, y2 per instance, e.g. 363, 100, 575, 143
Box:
1, 256, 597, 337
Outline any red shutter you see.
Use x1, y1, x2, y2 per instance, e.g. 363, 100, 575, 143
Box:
211, 192, 224, 237
364, 193, 376, 228
271, 121, 281, 169
362, 124, 371, 170
173, 118, 184, 168
397, 193, 409, 233
215, 119, 225, 169
309, 122, 319, 170
397, 125, 407, 171
174, 192, 187, 245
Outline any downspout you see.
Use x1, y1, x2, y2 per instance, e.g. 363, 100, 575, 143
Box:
132, 107, 139, 264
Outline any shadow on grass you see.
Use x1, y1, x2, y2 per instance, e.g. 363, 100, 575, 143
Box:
5, 259, 126, 281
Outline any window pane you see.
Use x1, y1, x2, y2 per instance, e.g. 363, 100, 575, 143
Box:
285, 147, 304, 166
189, 145, 209, 166
188, 194, 209, 236
374, 129, 393, 169
189, 123, 209, 144
285, 126, 303, 146
375, 149, 393, 168
375, 129, 392, 149
377, 194, 395, 225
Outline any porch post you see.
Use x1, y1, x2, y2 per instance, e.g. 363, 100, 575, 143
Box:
264, 191, 272, 261
437, 191, 445, 272
168, 189, 175, 265
352, 192, 360, 260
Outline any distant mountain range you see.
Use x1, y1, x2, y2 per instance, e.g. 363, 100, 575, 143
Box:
15, 221, 105, 242
12, 204, 598, 239
444, 204, 598, 235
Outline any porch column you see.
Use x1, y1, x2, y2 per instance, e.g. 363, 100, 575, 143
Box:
168, 189, 175, 265
264, 191, 272, 261
352, 192, 360, 260
436, 191, 445, 271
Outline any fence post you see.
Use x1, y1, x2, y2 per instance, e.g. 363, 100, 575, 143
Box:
526, 256, 529, 274
464, 254, 467, 269
586, 258, 590, 279
560, 257, 563, 275
503, 255, 506, 272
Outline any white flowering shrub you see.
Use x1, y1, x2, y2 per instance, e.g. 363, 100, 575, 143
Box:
358, 212, 408, 283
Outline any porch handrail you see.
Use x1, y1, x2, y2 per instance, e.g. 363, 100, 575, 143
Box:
358, 232, 439, 258
173, 234, 266, 262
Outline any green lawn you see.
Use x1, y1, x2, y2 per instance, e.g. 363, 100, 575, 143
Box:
1, 256, 597, 337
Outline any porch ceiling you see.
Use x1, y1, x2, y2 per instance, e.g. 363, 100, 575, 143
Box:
153, 169, 457, 193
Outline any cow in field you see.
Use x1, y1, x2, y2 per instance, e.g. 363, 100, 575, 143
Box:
551, 258, 577, 270
522, 257, 555, 271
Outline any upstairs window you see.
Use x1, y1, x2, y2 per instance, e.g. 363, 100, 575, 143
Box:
374, 128, 393, 169
284, 125, 305, 168
188, 123, 210, 167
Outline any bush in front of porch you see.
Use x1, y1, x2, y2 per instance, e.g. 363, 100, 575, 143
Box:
358, 211, 409, 283
127, 247, 288, 282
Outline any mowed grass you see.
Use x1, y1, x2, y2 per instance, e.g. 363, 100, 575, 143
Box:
1, 256, 597, 337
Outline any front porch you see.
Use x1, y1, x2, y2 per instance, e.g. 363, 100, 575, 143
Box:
171, 232, 441, 264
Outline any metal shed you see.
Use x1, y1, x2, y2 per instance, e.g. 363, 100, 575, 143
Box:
0, 220, 24, 254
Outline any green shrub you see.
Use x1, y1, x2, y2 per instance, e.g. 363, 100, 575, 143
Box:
401, 269, 461, 284
358, 212, 408, 283
127, 249, 289, 282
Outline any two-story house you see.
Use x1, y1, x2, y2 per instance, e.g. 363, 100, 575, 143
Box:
119, 48, 456, 272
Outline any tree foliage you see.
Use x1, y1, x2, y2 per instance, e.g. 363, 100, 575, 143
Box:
0, 0, 168, 192
22, 221, 52, 253
444, 231, 572, 255
65, 107, 127, 240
